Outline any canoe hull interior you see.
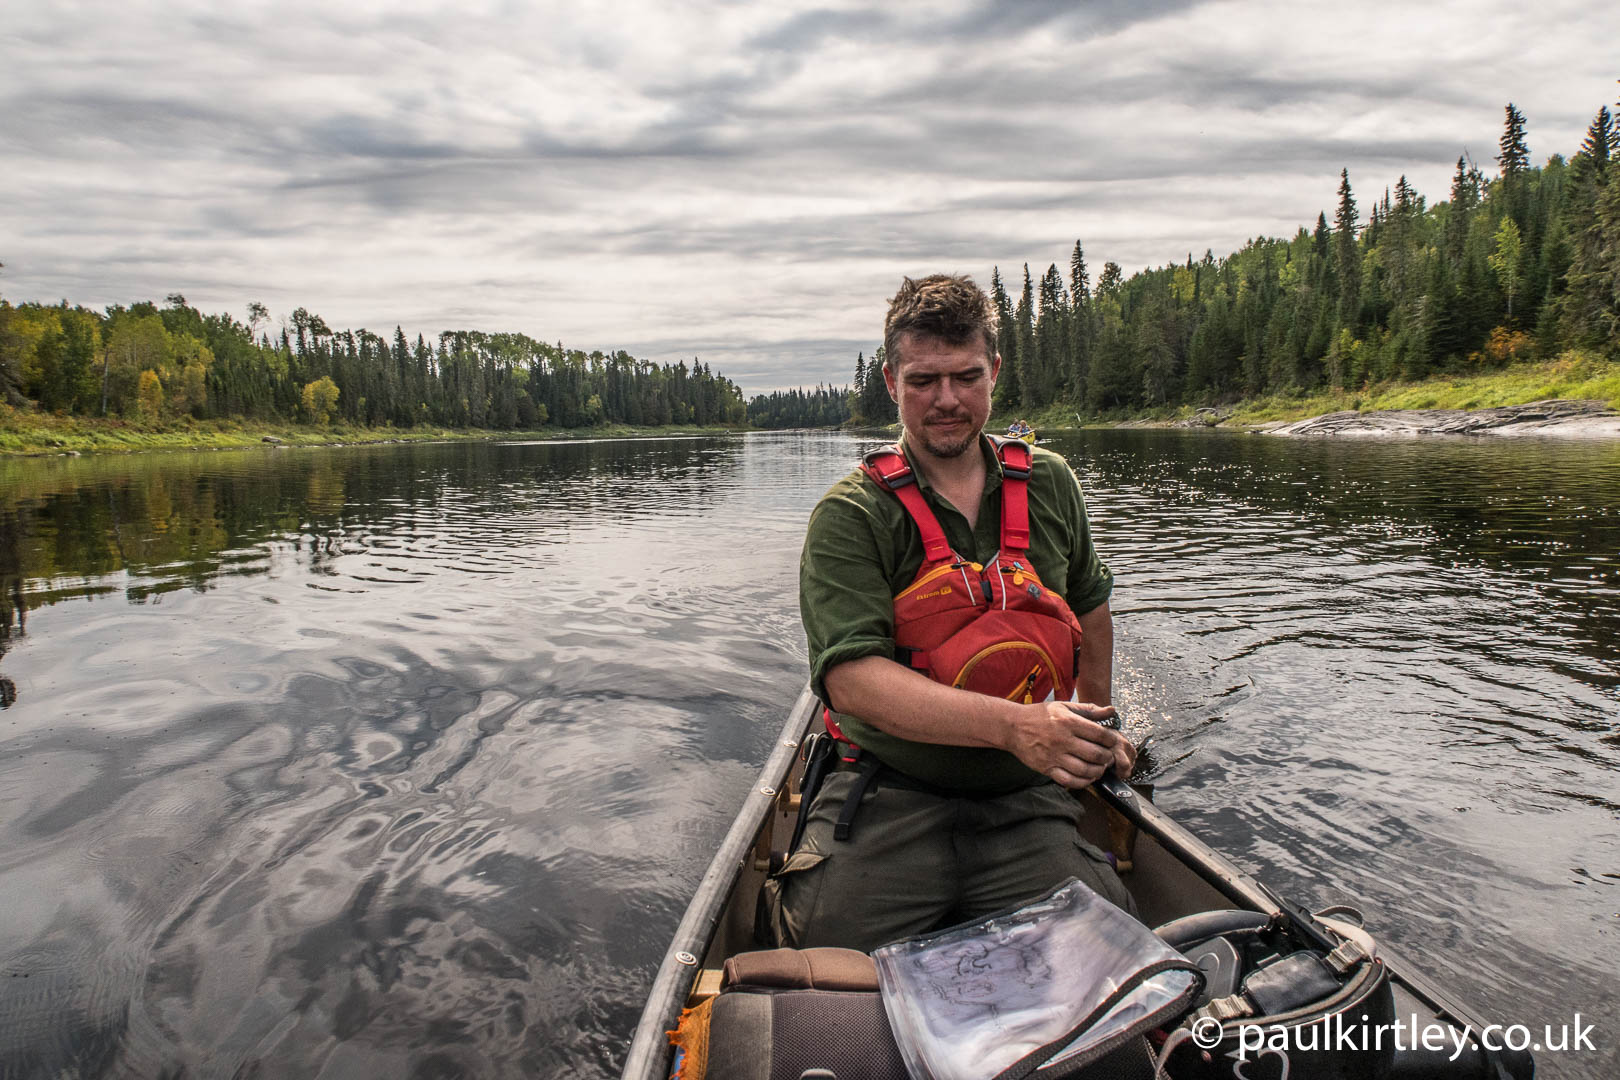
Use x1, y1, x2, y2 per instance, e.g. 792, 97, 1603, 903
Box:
622, 689, 1532, 1080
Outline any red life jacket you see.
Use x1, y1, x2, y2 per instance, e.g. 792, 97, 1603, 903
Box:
859, 437, 1085, 706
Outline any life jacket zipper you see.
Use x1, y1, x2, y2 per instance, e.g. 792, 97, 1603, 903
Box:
893, 559, 969, 602
1014, 665, 1041, 703
951, 641, 1059, 694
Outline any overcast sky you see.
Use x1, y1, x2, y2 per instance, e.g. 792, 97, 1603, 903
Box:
3, 1, 1617, 394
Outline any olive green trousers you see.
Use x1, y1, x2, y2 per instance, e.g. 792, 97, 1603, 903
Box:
762, 769, 1137, 954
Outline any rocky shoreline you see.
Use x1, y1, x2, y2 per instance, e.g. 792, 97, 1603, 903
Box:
1255, 398, 1620, 439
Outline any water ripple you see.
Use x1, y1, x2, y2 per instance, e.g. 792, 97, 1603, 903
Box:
1, 430, 1616, 1078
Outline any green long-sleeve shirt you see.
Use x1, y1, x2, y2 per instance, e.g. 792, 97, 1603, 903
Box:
799, 435, 1113, 794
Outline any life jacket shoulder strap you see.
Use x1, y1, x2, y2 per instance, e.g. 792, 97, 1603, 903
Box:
861, 445, 952, 563
989, 435, 1032, 560
863, 439, 1034, 562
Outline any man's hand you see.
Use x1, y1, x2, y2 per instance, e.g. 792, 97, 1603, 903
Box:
1003, 700, 1134, 789
821, 657, 1134, 788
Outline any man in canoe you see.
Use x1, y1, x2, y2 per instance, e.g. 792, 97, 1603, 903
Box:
768, 273, 1136, 952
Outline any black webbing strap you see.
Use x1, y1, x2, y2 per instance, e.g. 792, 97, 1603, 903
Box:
833, 753, 883, 842
788, 733, 836, 855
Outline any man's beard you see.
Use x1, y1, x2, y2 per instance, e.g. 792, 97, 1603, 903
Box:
916, 417, 979, 459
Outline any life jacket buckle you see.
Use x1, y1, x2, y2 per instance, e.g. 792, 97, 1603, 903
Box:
861, 446, 916, 488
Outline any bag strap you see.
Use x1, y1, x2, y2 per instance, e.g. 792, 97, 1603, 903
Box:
992, 956, 1205, 1080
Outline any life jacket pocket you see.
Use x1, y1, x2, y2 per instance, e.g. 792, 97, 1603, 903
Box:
924, 609, 1077, 702
952, 642, 1057, 702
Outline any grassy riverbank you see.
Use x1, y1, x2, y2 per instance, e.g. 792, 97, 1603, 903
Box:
0, 410, 745, 456
1000, 351, 1620, 431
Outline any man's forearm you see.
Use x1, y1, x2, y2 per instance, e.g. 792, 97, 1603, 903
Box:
1075, 601, 1113, 707
823, 656, 1023, 749
825, 602, 1114, 745
822, 650, 1131, 787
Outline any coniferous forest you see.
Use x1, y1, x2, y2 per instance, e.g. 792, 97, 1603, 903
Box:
0, 294, 748, 432
820, 98, 1619, 428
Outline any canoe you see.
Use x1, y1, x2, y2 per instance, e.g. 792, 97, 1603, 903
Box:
623, 686, 1533, 1079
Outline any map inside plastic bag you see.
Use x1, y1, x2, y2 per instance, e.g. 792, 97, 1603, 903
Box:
872, 877, 1203, 1080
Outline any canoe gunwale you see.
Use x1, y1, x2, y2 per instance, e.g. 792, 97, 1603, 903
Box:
1095, 775, 1277, 914
1095, 775, 1506, 1049
621, 685, 820, 1080
623, 691, 1529, 1079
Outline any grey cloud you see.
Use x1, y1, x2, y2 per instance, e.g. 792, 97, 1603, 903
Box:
0, 92, 245, 159
272, 159, 572, 219
941, 0, 1211, 41
748, 9, 892, 52
5, 0, 1618, 397
517, 125, 745, 162
745, 0, 1211, 52
295, 115, 464, 161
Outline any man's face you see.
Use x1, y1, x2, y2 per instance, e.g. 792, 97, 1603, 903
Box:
884, 334, 1000, 461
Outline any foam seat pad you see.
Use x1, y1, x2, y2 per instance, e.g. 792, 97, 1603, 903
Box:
703, 949, 1156, 1080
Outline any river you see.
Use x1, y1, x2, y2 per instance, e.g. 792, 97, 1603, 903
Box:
0, 431, 1616, 1078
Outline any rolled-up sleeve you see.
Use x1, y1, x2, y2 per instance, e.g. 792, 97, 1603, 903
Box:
799, 487, 897, 706
1058, 461, 1113, 616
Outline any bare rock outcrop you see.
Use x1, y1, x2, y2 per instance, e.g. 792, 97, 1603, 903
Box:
1267, 399, 1620, 439
1176, 407, 1231, 428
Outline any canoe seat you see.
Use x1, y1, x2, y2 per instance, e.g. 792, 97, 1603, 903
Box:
702, 947, 905, 1080
698, 947, 1156, 1080
723, 947, 880, 992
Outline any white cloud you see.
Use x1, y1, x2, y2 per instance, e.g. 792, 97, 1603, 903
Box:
2, 0, 1617, 393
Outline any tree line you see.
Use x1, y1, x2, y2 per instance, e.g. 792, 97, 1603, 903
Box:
0, 290, 747, 430
747, 351, 894, 430
987, 97, 1619, 415
745, 384, 854, 428
813, 93, 1619, 426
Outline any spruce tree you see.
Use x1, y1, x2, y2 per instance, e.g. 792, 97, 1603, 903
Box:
990, 268, 1022, 408
1068, 241, 1093, 400
1034, 264, 1070, 405
1015, 265, 1036, 408
1498, 103, 1530, 174
860, 347, 896, 423
1444, 156, 1477, 262
1086, 263, 1133, 410
1498, 104, 1533, 231
1572, 106, 1614, 189
1579, 105, 1613, 166
1563, 141, 1620, 347
1334, 169, 1361, 328
1069, 241, 1091, 302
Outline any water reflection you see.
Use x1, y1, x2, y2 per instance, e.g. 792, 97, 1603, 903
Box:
0, 436, 814, 1078
0, 430, 1617, 1079
1044, 430, 1619, 1076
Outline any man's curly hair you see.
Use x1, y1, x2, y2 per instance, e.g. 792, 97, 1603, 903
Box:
882, 274, 998, 371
